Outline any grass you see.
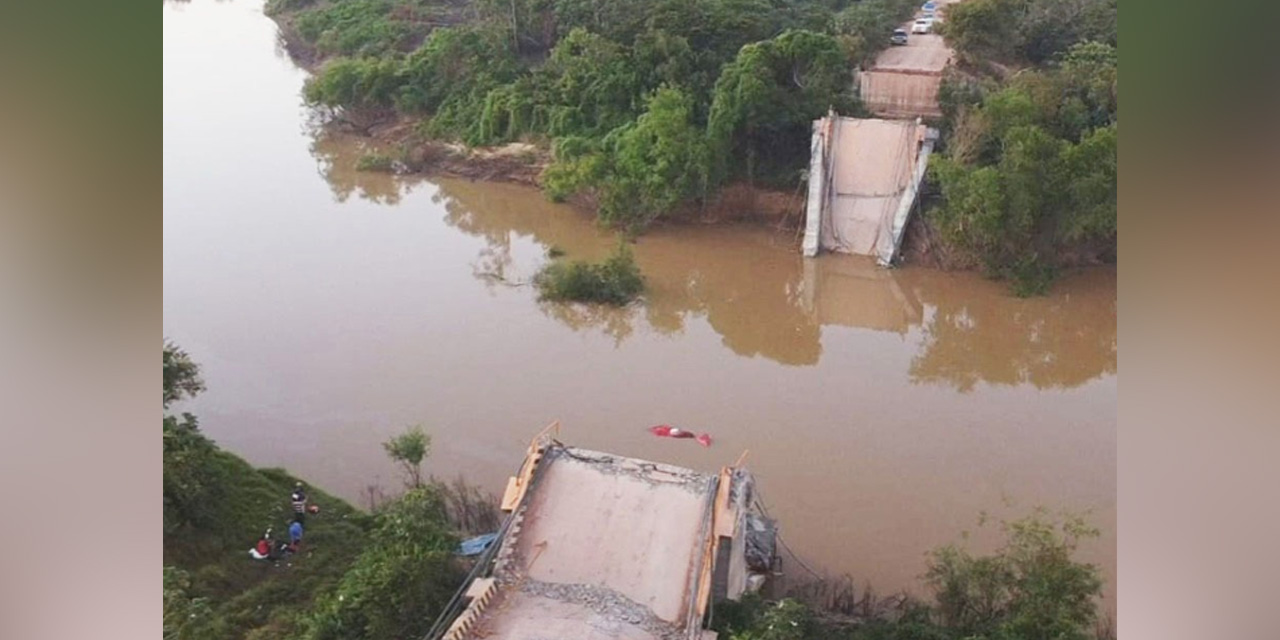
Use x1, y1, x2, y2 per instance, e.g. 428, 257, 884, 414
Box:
164, 449, 371, 639
535, 241, 644, 305
164, 446, 500, 639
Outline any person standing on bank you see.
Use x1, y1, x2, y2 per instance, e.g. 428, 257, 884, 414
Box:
290, 482, 307, 524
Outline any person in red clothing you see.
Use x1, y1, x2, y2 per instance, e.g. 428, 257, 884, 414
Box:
249, 529, 273, 560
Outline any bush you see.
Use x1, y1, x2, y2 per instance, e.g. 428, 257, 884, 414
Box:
294, 0, 419, 57
302, 487, 462, 640
304, 56, 403, 113
926, 510, 1103, 640
535, 242, 644, 305
354, 152, 394, 172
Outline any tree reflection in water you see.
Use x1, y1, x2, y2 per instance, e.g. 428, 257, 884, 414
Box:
905, 269, 1118, 392
308, 131, 410, 206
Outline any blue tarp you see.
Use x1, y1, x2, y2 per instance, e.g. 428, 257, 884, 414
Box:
458, 533, 498, 557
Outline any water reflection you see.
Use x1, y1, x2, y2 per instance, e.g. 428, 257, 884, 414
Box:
906, 271, 1118, 391
306, 133, 1116, 389
427, 177, 1117, 389
309, 132, 410, 205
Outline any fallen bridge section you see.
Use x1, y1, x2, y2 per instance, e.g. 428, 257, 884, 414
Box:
431, 427, 774, 640
802, 114, 937, 265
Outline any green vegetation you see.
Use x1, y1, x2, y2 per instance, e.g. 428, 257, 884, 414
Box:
277, 0, 1115, 289
713, 510, 1108, 640
354, 151, 395, 171
288, 0, 431, 57
535, 241, 645, 305
928, 0, 1117, 293
163, 339, 206, 408
162, 343, 479, 640
278, 0, 862, 228
940, 0, 1117, 66
382, 424, 430, 487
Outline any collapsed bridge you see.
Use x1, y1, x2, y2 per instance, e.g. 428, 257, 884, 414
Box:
802, 3, 954, 264
428, 424, 778, 640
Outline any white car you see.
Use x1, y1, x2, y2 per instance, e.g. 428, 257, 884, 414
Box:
911, 18, 933, 34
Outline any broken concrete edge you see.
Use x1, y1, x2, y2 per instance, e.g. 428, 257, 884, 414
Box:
435, 435, 774, 640
803, 113, 939, 266
687, 472, 720, 634
877, 126, 939, 268
500, 421, 560, 512
435, 428, 560, 640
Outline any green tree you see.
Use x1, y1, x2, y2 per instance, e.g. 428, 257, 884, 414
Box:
383, 425, 431, 488
540, 28, 643, 137
941, 0, 1024, 64
163, 341, 205, 409
925, 510, 1103, 640
1060, 122, 1116, 243
707, 30, 853, 188
304, 486, 462, 640
303, 56, 403, 122
600, 86, 709, 226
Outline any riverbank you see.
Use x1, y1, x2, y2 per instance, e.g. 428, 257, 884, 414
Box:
323, 119, 801, 226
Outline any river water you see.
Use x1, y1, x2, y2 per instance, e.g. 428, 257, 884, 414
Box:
163, 0, 1116, 614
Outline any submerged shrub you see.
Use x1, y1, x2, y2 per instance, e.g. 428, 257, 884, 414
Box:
535, 242, 644, 305
355, 152, 395, 172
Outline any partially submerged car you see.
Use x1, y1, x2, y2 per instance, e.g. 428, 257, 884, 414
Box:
890, 28, 909, 45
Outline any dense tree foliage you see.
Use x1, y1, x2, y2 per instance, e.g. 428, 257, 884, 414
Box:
941, 0, 1117, 66
545, 86, 709, 226
927, 39, 1117, 293
707, 29, 854, 187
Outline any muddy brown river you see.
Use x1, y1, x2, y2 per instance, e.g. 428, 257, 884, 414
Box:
163, 0, 1116, 614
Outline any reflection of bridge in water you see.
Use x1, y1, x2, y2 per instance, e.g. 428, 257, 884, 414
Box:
801, 255, 922, 335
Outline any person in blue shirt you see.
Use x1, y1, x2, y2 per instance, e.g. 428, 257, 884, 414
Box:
288, 519, 304, 551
